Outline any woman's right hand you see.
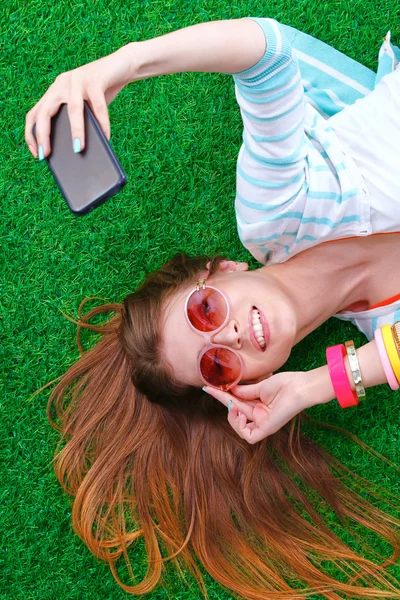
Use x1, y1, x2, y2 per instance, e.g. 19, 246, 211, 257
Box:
204, 367, 335, 444
205, 372, 310, 444
25, 43, 134, 158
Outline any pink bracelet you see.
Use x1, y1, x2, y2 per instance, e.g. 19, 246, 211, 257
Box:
374, 328, 399, 390
326, 344, 359, 408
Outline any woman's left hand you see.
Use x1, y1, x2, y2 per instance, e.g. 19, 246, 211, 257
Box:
204, 370, 331, 443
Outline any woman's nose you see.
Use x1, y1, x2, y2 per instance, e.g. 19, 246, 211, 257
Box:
211, 320, 242, 349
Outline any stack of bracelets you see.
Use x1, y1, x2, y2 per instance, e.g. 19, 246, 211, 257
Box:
326, 322, 400, 408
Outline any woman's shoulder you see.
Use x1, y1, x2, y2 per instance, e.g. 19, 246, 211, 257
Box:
333, 294, 400, 341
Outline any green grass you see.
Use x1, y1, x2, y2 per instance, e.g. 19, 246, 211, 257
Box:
1, 0, 399, 598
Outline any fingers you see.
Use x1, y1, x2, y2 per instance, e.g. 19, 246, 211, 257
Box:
25, 75, 66, 159
203, 387, 271, 444
203, 386, 233, 409
203, 386, 256, 421
25, 51, 121, 159
26, 92, 111, 160
67, 91, 85, 152
232, 382, 261, 401
27, 96, 65, 160
34, 102, 58, 159
25, 107, 39, 157
228, 403, 267, 444
243, 428, 270, 444
235, 410, 248, 433
227, 401, 244, 429
25, 72, 88, 159
228, 396, 254, 420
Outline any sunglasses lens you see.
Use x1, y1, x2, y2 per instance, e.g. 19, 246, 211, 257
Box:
200, 347, 242, 390
187, 288, 228, 333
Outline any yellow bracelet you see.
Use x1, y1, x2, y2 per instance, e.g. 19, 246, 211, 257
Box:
381, 324, 400, 384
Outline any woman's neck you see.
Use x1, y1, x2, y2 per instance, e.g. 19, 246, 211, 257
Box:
263, 237, 373, 344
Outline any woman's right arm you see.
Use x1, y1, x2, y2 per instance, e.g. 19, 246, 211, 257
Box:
25, 19, 267, 158
205, 339, 389, 444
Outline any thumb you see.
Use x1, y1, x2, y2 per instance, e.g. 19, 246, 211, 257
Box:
232, 382, 261, 400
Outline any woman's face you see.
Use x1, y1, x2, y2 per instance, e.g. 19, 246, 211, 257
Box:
161, 262, 298, 388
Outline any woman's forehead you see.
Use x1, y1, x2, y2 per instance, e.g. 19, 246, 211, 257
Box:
161, 283, 204, 386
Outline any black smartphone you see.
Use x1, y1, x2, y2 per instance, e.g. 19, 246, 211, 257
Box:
33, 102, 127, 215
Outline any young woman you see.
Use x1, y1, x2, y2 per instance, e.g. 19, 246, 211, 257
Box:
26, 17, 400, 599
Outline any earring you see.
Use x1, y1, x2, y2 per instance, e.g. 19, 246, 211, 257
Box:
196, 279, 207, 291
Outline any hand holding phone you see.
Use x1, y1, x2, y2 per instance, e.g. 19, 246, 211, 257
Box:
25, 43, 134, 158
26, 45, 135, 214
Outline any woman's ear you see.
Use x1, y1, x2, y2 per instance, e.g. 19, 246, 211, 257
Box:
206, 260, 249, 273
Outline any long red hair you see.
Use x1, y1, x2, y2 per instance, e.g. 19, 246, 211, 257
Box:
47, 253, 400, 598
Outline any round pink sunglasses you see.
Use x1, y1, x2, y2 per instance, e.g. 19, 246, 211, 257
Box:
184, 279, 244, 390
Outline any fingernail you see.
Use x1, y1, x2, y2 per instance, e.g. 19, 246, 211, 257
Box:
227, 400, 232, 413
73, 138, 81, 153
202, 386, 209, 394
38, 145, 44, 161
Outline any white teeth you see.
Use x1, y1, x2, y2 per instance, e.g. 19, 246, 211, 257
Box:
251, 308, 265, 347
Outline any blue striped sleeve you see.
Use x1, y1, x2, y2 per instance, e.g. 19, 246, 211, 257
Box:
233, 18, 307, 214
233, 18, 293, 81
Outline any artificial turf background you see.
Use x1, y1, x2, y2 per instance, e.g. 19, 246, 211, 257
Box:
1, 0, 400, 598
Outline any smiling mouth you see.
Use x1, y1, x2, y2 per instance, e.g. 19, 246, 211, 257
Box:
248, 306, 270, 352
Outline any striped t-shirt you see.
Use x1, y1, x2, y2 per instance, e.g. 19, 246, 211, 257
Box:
233, 17, 371, 265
